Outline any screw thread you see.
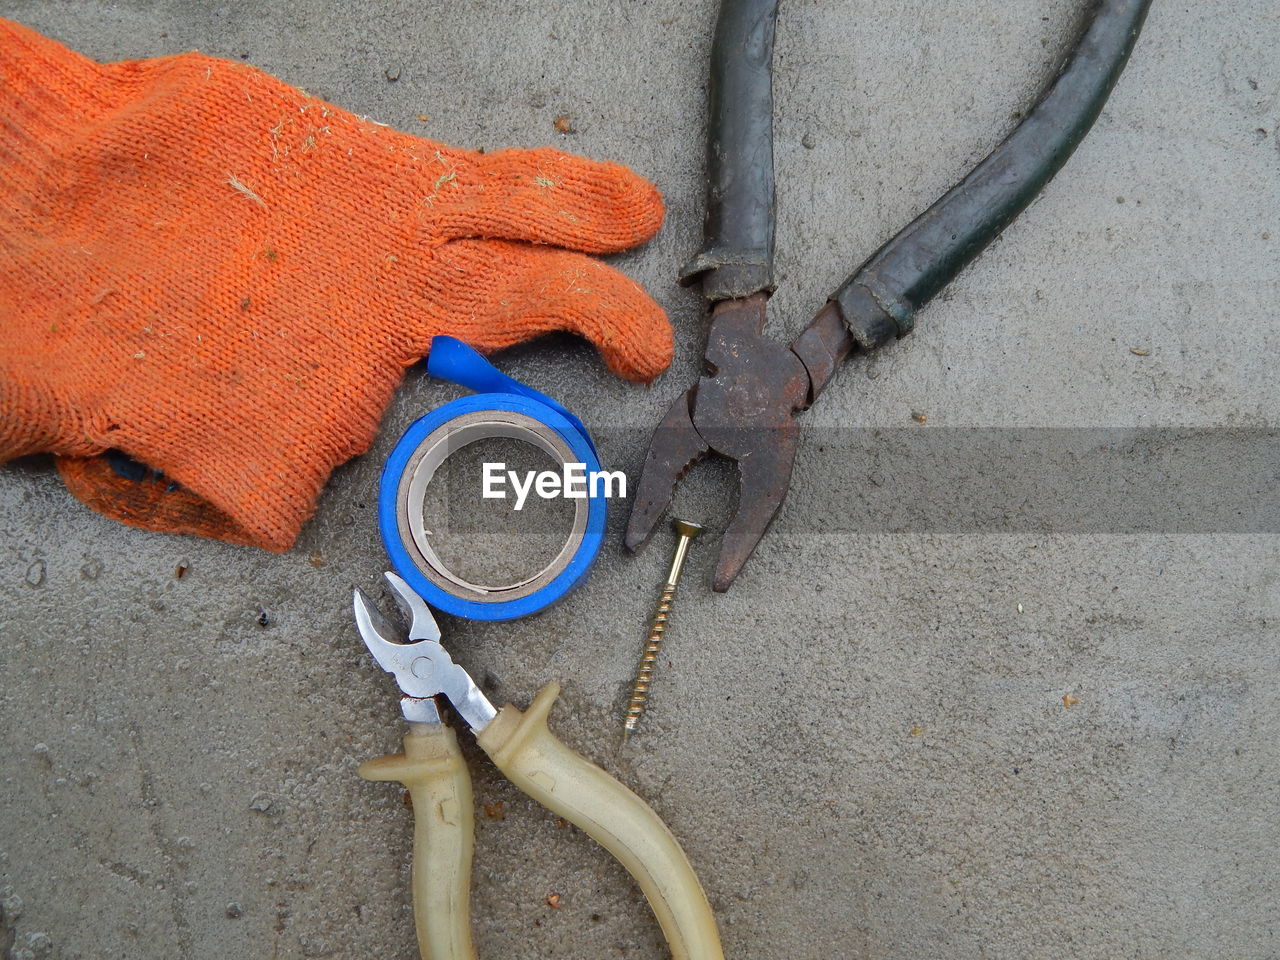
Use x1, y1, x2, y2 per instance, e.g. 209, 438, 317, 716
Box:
623, 584, 678, 734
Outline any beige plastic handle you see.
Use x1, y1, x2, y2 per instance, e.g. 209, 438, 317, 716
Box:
476, 683, 725, 960
359, 724, 477, 960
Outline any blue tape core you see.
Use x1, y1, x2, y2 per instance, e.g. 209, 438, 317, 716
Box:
377, 338, 605, 621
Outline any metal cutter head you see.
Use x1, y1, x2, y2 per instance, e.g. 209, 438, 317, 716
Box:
353, 572, 497, 730
624, 295, 815, 591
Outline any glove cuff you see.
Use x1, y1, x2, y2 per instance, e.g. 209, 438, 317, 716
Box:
56, 455, 272, 551
0, 18, 117, 210
0, 17, 120, 124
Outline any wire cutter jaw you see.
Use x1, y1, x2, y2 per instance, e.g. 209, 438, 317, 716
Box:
353, 571, 497, 730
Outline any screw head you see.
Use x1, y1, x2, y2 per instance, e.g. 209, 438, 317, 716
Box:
671, 518, 705, 539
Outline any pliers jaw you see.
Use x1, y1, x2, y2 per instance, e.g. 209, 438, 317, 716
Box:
624, 386, 708, 552
353, 572, 497, 730
625, 294, 814, 591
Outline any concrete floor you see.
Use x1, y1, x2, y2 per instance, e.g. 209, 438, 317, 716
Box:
2, 1, 1278, 958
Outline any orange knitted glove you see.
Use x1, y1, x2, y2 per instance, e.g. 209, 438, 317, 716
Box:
0, 18, 670, 551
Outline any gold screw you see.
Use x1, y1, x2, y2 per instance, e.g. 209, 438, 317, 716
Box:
623, 519, 703, 739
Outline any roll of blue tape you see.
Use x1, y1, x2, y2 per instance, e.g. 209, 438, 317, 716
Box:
377, 337, 605, 621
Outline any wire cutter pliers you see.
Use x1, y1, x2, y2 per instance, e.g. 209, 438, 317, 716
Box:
353, 571, 724, 960
626, 0, 1153, 591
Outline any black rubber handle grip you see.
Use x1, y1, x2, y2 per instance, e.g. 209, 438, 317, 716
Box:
679, 0, 780, 301
833, 0, 1153, 350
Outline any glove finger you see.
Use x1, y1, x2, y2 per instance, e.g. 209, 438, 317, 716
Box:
421, 239, 672, 382
432, 148, 664, 254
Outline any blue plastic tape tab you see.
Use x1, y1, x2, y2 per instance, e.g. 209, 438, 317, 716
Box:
377, 337, 605, 621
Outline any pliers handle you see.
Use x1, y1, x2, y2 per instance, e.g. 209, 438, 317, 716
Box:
360, 684, 724, 960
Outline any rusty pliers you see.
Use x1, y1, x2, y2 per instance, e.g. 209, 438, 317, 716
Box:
626, 0, 1152, 591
